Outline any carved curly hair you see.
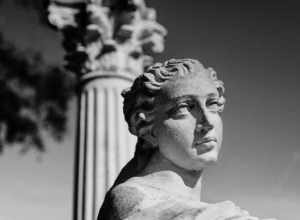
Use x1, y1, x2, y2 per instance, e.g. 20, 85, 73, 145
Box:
122, 58, 225, 142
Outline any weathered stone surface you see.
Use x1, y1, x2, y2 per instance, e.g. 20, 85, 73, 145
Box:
48, 0, 167, 77
101, 177, 277, 220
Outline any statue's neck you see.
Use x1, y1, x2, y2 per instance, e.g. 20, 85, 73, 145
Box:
139, 150, 203, 201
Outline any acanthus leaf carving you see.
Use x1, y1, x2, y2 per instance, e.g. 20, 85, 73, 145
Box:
47, 0, 167, 79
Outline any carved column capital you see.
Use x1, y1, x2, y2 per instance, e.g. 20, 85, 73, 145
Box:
48, 0, 167, 79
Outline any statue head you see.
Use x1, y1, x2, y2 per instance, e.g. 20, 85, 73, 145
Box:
122, 58, 225, 170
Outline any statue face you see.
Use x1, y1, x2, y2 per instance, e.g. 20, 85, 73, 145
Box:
153, 73, 223, 171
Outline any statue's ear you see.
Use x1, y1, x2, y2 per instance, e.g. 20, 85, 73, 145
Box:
132, 111, 158, 147
138, 123, 157, 148
143, 129, 158, 147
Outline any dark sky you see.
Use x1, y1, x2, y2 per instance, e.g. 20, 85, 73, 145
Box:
0, 1, 299, 219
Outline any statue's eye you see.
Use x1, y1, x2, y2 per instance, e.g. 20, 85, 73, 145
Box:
206, 98, 223, 112
168, 102, 195, 118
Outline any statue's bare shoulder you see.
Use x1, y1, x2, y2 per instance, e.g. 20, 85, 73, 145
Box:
102, 178, 275, 220
104, 177, 207, 220
107, 180, 146, 220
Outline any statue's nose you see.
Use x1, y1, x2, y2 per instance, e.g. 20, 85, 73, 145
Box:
195, 120, 213, 135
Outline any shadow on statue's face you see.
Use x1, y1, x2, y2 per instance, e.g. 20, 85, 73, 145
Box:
152, 73, 224, 171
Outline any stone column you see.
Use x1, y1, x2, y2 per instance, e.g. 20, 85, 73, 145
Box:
47, 1, 166, 219
75, 73, 137, 220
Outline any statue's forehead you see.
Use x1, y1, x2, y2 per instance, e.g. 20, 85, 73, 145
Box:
158, 73, 217, 101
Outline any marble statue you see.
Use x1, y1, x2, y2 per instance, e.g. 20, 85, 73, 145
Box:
98, 58, 276, 220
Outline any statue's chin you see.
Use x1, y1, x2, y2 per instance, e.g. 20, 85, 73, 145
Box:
192, 160, 218, 171
193, 144, 219, 162
175, 159, 218, 173
187, 152, 219, 171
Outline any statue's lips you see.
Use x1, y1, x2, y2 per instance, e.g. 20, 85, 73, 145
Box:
194, 137, 217, 154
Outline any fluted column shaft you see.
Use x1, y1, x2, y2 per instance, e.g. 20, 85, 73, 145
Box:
74, 74, 136, 220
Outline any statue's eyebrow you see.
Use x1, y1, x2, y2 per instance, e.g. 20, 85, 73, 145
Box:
171, 92, 218, 102
158, 95, 194, 112
206, 92, 219, 98
169, 95, 195, 103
